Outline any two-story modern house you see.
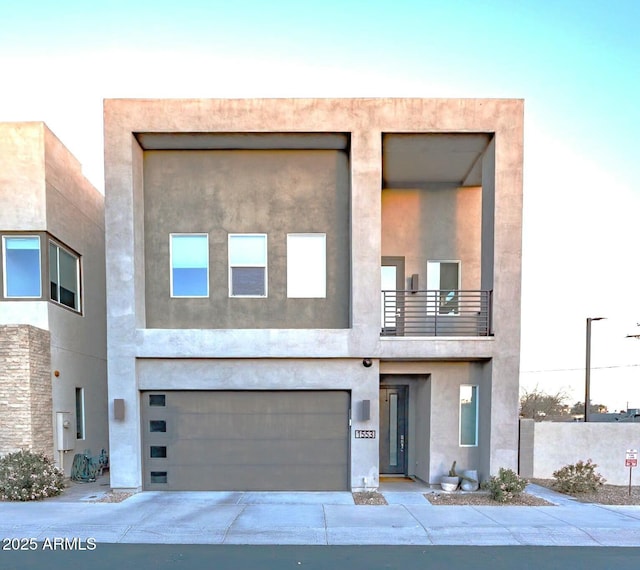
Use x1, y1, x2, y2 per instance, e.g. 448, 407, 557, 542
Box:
0, 122, 108, 475
104, 98, 523, 492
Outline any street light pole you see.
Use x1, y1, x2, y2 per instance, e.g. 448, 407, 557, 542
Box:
585, 317, 605, 422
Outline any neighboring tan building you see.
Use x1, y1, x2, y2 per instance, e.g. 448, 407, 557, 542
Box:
0, 122, 108, 476
104, 98, 524, 492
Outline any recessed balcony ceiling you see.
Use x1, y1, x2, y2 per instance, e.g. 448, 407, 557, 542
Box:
383, 133, 493, 188
135, 132, 349, 150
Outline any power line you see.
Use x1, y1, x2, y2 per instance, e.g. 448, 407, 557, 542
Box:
521, 363, 640, 374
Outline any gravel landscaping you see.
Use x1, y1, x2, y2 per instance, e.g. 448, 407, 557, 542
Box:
531, 478, 640, 505
353, 491, 388, 505
425, 490, 553, 506
423, 480, 640, 506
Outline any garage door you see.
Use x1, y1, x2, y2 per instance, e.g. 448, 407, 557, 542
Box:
141, 390, 350, 491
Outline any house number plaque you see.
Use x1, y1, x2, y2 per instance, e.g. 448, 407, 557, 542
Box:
355, 430, 376, 439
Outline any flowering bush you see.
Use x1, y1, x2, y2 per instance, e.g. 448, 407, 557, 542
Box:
553, 459, 605, 494
0, 450, 65, 501
482, 468, 528, 503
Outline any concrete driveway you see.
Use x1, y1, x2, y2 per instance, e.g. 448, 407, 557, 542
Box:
2, 477, 640, 546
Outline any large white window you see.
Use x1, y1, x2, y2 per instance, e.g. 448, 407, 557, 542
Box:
459, 384, 478, 446
170, 234, 209, 298
287, 234, 326, 298
49, 241, 81, 311
228, 234, 267, 297
427, 260, 460, 315
2, 236, 41, 298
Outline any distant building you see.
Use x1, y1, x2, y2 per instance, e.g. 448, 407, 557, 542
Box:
589, 409, 640, 423
104, 98, 524, 491
0, 122, 108, 475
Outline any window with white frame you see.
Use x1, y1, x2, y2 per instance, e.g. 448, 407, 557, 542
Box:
228, 234, 267, 297
170, 234, 209, 297
49, 241, 81, 311
459, 384, 478, 446
2, 236, 41, 298
427, 260, 460, 314
287, 233, 326, 298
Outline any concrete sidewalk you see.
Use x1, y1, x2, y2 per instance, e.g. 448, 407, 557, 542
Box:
3, 477, 640, 546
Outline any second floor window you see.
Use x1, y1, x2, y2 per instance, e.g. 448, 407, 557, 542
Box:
2, 236, 41, 298
287, 233, 326, 298
228, 234, 267, 297
170, 234, 209, 297
49, 241, 81, 311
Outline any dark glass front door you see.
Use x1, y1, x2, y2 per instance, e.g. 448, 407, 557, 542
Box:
379, 385, 408, 474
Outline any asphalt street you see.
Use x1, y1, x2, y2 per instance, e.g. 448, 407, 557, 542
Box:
3, 545, 640, 570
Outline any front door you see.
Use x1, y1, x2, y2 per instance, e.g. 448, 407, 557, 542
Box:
379, 385, 408, 474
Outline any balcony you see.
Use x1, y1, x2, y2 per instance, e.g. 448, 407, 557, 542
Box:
381, 290, 492, 337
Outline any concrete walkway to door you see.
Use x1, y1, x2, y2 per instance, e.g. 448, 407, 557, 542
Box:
2, 475, 640, 546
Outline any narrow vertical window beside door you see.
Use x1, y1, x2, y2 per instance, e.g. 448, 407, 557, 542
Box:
389, 393, 398, 466
460, 385, 478, 446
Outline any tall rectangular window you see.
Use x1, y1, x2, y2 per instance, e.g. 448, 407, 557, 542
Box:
460, 384, 478, 446
75, 387, 85, 440
427, 260, 460, 315
170, 234, 209, 297
228, 234, 267, 297
49, 241, 81, 311
2, 236, 41, 298
287, 234, 326, 298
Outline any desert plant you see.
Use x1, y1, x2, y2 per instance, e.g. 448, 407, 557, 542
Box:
448, 461, 477, 483
482, 468, 527, 503
552, 459, 605, 494
0, 449, 65, 501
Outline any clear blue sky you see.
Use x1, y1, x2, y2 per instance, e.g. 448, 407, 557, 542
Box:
1, 0, 639, 410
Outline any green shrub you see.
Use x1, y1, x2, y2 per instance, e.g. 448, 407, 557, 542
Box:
552, 459, 605, 494
482, 468, 528, 503
0, 450, 65, 501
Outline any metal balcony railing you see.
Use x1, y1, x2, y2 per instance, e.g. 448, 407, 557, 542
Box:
381, 290, 492, 337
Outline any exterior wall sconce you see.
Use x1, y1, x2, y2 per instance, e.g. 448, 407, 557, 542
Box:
362, 358, 372, 368
114, 398, 125, 421
360, 399, 371, 421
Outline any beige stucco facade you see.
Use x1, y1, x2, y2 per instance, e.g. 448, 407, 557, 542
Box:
520, 419, 640, 485
104, 98, 523, 491
0, 122, 108, 476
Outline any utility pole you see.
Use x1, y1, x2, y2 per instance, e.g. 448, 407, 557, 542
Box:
585, 317, 605, 422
